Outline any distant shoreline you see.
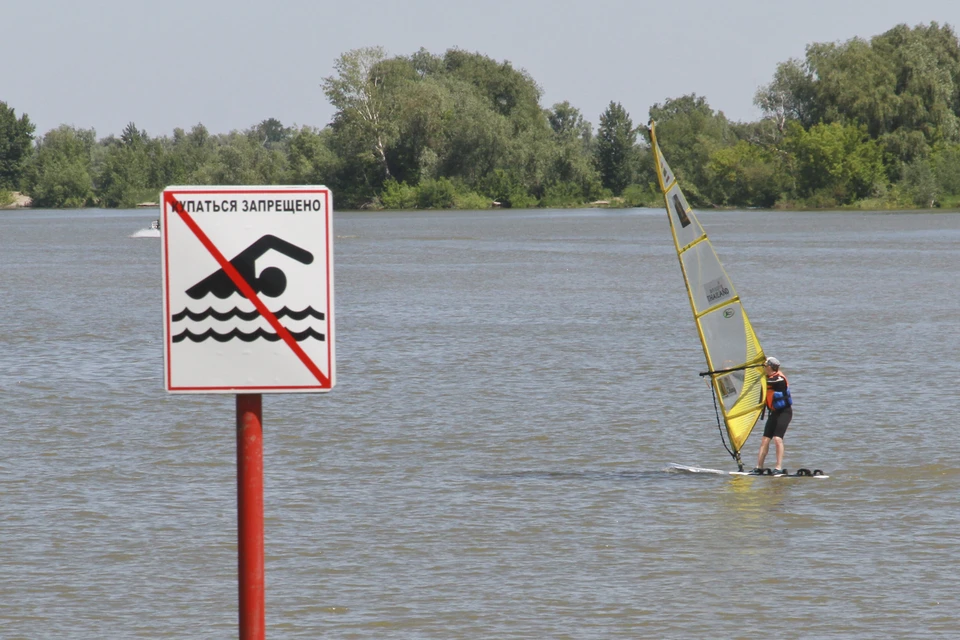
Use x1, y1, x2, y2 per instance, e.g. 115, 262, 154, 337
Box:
2, 191, 957, 214
3, 202, 958, 214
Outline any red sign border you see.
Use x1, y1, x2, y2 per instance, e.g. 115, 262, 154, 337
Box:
162, 187, 334, 393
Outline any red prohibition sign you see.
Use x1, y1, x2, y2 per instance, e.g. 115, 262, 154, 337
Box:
164, 192, 331, 388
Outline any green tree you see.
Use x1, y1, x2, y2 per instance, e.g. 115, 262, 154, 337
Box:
784, 121, 885, 204
0, 101, 36, 190
806, 38, 900, 137
253, 118, 292, 147
705, 141, 785, 207
595, 101, 636, 195
544, 102, 601, 202
286, 126, 340, 185
878, 128, 930, 183
548, 101, 592, 141
434, 77, 514, 187
96, 122, 157, 207
778, 22, 960, 146
754, 58, 820, 131
323, 46, 403, 182
22, 125, 96, 208
872, 22, 960, 141
386, 73, 452, 185
164, 124, 217, 184
648, 95, 731, 203
434, 51, 551, 199
223, 131, 289, 185
931, 142, 960, 195
442, 49, 543, 128
900, 158, 939, 206
756, 22, 960, 198
319, 46, 557, 208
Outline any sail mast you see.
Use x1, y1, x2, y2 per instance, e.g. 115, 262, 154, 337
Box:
648, 121, 767, 469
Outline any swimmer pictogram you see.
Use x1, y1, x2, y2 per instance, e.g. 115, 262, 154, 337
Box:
186, 235, 314, 299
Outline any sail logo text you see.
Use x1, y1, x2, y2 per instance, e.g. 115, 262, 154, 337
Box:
704, 278, 731, 304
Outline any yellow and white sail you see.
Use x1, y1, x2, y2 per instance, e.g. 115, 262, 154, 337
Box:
649, 122, 766, 461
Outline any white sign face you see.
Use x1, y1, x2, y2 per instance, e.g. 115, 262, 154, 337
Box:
161, 186, 335, 393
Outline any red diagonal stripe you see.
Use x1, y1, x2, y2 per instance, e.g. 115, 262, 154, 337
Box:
165, 192, 330, 387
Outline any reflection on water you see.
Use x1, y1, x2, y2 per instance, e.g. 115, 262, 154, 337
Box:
0, 208, 958, 638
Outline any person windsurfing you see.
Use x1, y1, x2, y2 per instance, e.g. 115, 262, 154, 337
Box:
752, 356, 793, 475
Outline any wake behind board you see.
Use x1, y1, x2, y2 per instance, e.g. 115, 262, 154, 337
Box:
669, 463, 829, 478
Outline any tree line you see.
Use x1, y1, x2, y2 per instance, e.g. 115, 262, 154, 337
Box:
2, 21, 960, 211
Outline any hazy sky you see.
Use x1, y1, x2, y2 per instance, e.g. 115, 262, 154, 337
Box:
4, 0, 957, 138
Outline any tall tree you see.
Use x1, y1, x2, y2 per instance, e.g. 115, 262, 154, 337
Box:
96, 122, 155, 207
385, 73, 452, 184
544, 102, 600, 200
22, 125, 96, 208
323, 46, 403, 182
286, 126, 340, 185
548, 101, 593, 143
931, 142, 960, 196
434, 76, 513, 186
442, 49, 543, 127
595, 101, 636, 195
705, 140, 785, 207
0, 101, 36, 190
872, 22, 960, 142
784, 121, 885, 203
780, 22, 960, 144
754, 58, 820, 131
648, 94, 731, 202
806, 38, 900, 137
252, 118, 291, 147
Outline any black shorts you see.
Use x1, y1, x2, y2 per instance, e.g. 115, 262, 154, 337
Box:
763, 406, 792, 439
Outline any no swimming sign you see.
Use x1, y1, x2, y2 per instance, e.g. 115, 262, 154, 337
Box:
160, 186, 335, 393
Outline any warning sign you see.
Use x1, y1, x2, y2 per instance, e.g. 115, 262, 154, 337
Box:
160, 186, 335, 393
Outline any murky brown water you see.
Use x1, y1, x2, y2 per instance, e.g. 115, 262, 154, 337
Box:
1, 207, 958, 638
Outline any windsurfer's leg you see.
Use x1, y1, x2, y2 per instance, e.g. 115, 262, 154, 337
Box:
771, 408, 791, 470
757, 436, 771, 469
757, 413, 777, 470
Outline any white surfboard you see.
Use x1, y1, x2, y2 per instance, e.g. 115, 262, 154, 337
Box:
669, 463, 829, 478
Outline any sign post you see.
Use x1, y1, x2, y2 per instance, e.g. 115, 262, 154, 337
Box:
161, 186, 335, 639
237, 394, 264, 639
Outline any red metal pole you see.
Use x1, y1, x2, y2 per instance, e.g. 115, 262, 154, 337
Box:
237, 393, 265, 640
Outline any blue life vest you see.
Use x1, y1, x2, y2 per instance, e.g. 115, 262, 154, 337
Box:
772, 387, 792, 410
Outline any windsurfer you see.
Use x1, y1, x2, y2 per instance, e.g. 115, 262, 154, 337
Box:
753, 356, 793, 475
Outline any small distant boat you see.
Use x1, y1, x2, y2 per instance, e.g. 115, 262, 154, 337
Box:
131, 219, 161, 238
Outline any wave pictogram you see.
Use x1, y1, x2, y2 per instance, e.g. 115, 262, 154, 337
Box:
171, 306, 325, 323
172, 327, 326, 343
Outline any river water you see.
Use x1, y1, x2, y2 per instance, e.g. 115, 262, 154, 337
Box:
1, 207, 958, 638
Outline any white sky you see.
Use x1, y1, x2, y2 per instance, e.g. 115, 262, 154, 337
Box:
3, 0, 957, 138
